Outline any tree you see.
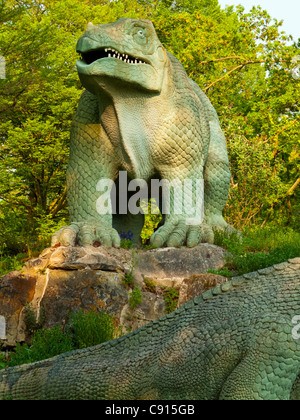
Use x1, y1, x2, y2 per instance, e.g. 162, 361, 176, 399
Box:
0, 0, 298, 253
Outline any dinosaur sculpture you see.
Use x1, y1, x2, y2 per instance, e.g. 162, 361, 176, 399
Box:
51, 18, 233, 248
0, 258, 299, 400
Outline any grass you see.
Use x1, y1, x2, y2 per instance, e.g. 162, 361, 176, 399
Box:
120, 239, 134, 249
0, 309, 122, 370
128, 286, 143, 309
68, 309, 120, 349
212, 226, 300, 277
0, 253, 25, 277
161, 286, 180, 314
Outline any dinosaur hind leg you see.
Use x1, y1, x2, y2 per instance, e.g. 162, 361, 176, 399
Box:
220, 316, 300, 400
219, 350, 299, 400
203, 122, 234, 234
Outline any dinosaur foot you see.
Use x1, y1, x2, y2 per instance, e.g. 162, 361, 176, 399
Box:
149, 215, 240, 248
51, 222, 120, 247
149, 217, 214, 248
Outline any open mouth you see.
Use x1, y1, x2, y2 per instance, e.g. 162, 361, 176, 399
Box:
80, 47, 148, 65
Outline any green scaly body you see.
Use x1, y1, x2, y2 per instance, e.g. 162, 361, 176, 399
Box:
1, 258, 299, 400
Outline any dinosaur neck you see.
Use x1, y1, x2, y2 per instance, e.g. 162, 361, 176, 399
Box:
98, 69, 172, 179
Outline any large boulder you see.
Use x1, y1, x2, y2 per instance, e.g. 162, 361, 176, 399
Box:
0, 244, 229, 347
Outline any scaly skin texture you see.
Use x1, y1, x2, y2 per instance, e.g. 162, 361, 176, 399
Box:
51, 18, 233, 248
1, 258, 299, 400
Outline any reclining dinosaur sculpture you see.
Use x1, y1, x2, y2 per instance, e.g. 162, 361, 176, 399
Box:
0, 258, 299, 400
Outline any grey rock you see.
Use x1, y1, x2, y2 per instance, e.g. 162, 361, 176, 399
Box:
0, 243, 228, 347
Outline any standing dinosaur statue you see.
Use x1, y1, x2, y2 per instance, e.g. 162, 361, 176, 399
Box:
51, 18, 233, 248
0, 258, 299, 400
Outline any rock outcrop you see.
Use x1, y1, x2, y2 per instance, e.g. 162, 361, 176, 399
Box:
0, 244, 228, 347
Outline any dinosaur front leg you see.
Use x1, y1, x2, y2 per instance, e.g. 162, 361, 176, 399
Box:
203, 119, 236, 236
51, 168, 120, 247
51, 119, 120, 248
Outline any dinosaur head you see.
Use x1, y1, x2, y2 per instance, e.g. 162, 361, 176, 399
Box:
76, 18, 167, 94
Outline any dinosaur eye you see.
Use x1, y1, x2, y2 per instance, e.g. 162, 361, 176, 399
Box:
133, 26, 148, 46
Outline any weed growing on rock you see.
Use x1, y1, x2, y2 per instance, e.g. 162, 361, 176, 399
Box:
161, 287, 179, 314
144, 278, 156, 293
128, 286, 143, 309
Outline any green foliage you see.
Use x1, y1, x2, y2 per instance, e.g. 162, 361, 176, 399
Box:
206, 267, 233, 278
144, 278, 157, 293
68, 309, 118, 349
2, 309, 121, 369
24, 304, 45, 335
0, 252, 24, 277
0, 0, 298, 252
120, 239, 134, 249
230, 243, 300, 275
128, 286, 143, 309
122, 249, 138, 287
0, 351, 8, 370
8, 326, 75, 367
123, 272, 134, 288
213, 227, 300, 276
162, 286, 180, 313
140, 199, 162, 244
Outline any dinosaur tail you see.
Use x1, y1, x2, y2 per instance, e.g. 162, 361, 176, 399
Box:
0, 357, 56, 400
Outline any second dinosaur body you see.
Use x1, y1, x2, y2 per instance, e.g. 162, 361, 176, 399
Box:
1, 258, 299, 400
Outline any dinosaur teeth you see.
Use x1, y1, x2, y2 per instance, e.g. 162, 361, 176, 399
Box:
100, 48, 146, 64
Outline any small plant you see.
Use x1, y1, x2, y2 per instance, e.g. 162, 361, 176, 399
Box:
119, 231, 134, 249
24, 303, 45, 334
119, 230, 133, 240
120, 239, 134, 249
0, 351, 8, 369
123, 271, 134, 287
140, 242, 157, 250
144, 278, 156, 293
206, 267, 233, 278
68, 309, 119, 349
128, 286, 143, 309
162, 287, 179, 314
122, 249, 138, 288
